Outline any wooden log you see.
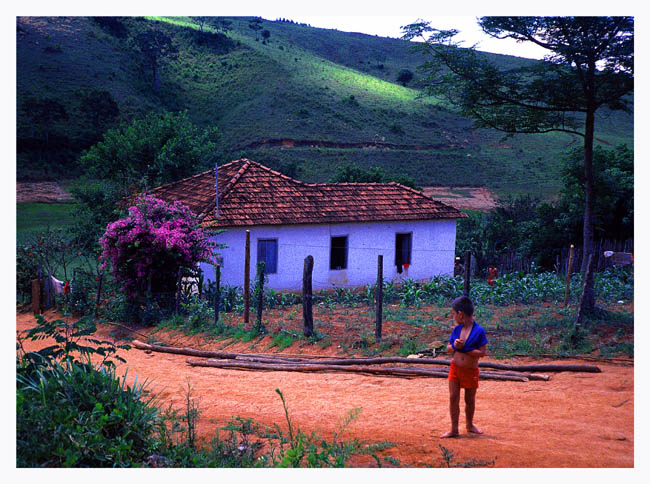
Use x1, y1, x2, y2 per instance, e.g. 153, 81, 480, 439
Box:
302, 255, 314, 337
477, 361, 600, 373
131, 341, 600, 373
186, 358, 531, 381
132, 340, 240, 359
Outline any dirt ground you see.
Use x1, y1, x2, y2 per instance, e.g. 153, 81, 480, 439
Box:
421, 186, 498, 212
16, 309, 634, 468
16, 182, 75, 203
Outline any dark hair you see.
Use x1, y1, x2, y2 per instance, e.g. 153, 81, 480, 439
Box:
452, 296, 474, 317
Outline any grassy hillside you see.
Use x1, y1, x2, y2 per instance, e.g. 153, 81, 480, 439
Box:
16, 16, 633, 199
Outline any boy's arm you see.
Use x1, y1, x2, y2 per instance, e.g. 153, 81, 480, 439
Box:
446, 343, 455, 354
466, 344, 486, 358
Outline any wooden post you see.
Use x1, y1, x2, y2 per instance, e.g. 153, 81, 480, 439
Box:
94, 271, 104, 319
564, 244, 575, 307
243, 230, 251, 327
375, 255, 383, 342
175, 268, 183, 313
576, 254, 595, 325
31, 279, 41, 315
214, 264, 221, 325
255, 261, 266, 333
302, 255, 314, 337
463, 251, 471, 297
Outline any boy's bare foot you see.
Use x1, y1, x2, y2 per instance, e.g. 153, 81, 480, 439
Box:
440, 430, 459, 438
467, 425, 483, 434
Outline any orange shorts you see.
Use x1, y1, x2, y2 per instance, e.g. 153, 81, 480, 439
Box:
448, 361, 479, 389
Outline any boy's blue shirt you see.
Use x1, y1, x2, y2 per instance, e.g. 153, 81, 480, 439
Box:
449, 321, 488, 353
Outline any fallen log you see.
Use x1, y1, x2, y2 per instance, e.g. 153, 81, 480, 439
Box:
132, 340, 240, 359
477, 361, 600, 373
185, 358, 531, 382
133, 340, 598, 373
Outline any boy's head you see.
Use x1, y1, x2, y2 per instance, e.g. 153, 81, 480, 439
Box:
451, 296, 474, 323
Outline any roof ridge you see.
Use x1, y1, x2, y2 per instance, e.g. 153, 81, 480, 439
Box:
219, 159, 252, 200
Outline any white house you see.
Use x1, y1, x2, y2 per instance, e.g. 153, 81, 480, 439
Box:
152, 159, 466, 290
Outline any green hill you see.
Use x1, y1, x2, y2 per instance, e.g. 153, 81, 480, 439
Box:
16, 16, 633, 198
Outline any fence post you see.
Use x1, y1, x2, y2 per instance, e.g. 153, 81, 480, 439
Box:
244, 230, 251, 327
175, 268, 183, 313
214, 264, 221, 325
564, 244, 574, 307
375, 254, 383, 342
463, 251, 471, 297
94, 271, 104, 319
255, 261, 266, 334
576, 254, 595, 325
302, 255, 314, 337
32, 279, 41, 315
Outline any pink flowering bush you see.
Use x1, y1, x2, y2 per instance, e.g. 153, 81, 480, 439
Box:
100, 195, 216, 301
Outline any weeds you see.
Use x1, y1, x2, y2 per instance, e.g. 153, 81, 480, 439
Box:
436, 444, 496, 468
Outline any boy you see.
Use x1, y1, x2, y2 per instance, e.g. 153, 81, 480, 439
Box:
441, 296, 488, 438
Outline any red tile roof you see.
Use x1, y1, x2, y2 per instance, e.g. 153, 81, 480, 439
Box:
151, 159, 466, 228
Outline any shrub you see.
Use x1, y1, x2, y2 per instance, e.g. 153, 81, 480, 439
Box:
16, 360, 159, 467
100, 195, 217, 307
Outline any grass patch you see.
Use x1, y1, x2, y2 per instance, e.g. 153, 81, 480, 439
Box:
16, 202, 79, 243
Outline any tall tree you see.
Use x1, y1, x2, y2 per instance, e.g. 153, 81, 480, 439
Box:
402, 17, 633, 315
132, 28, 177, 93
21, 97, 67, 143
193, 16, 210, 33
249, 17, 263, 40
78, 89, 120, 133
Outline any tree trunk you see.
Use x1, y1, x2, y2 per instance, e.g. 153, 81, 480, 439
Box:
579, 101, 597, 313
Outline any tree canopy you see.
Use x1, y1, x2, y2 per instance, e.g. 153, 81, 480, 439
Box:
402, 16, 633, 315
80, 111, 220, 191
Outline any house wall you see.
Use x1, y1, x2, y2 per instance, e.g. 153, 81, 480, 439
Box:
200, 219, 457, 290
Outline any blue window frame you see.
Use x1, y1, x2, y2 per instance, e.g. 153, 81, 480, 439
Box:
257, 239, 278, 274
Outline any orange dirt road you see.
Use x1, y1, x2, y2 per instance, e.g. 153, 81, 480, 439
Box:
16, 310, 634, 468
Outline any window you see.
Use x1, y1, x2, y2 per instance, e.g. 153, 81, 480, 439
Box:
395, 233, 412, 273
257, 239, 278, 274
330, 236, 348, 270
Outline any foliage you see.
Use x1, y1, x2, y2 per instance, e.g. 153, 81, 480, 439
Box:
16, 244, 39, 303
456, 145, 633, 271
16, 360, 159, 467
24, 226, 82, 281
132, 27, 177, 93
80, 110, 220, 192
78, 88, 120, 133
100, 195, 217, 304
15, 312, 154, 466
403, 16, 634, 312
437, 444, 495, 468
329, 164, 420, 190
68, 179, 125, 252
554, 144, 633, 242
266, 389, 387, 467
20, 96, 68, 143
396, 68, 413, 86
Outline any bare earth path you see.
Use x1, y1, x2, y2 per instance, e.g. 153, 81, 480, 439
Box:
16, 310, 633, 468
